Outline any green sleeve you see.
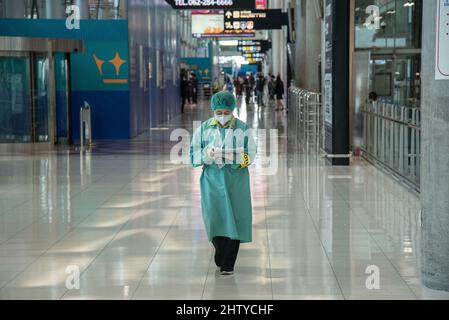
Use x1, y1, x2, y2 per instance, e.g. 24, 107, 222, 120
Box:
190, 124, 206, 168
231, 123, 257, 170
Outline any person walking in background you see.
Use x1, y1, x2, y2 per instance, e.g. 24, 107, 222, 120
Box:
180, 73, 188, 113
274, 75, 285, 111
243, 75, 251, 105
213, 77, 220, 94
268, 75, 276, 105
234, 77, 242, 98
224, 76, 234, 93
255, 73, 266, 107
187, 75, 193, 104
191, 73, 198, 104
368, 91, 378, 103
248, 73, 255, 102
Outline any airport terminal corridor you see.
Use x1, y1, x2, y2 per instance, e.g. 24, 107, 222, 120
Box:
0, 0, 449, 310
0, 99, 447, 300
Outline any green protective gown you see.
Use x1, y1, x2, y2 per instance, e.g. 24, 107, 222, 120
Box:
190, 117, 256, 243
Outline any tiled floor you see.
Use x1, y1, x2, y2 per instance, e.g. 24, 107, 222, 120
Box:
1, 98, 448, 300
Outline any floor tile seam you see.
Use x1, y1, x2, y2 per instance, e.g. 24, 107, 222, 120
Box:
347, 206, 421, 300
0, 170, 138, 295
57, 169, 146, 299
130, 213, 181, 300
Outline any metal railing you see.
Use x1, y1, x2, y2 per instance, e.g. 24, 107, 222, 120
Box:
288, 86, 323, 153
362, 102, 421, 190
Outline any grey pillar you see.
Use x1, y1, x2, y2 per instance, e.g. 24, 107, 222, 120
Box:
74, 0, 89, 19
295, 0, 306, 87
294, 0, 321, 91
44, 0, 65, 19
270, 0, 286, 79
421, 0, 449, 292
4, 0, 26, 18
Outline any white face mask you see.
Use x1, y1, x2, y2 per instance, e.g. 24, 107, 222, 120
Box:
215, 114, 233, 126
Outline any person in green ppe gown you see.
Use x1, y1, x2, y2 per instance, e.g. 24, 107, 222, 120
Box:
190, 91, 256, 276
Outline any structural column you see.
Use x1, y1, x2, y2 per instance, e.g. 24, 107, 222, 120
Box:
421, 0, 449, 292
73, 0, 90, 19
294, 0, 321, 91
4, 1, 25, 18
270, 0, 286, 81
322, 0, 350, 165
44, 0, 65, 19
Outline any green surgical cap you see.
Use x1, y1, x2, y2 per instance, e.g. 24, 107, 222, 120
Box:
211, 91, 237, 111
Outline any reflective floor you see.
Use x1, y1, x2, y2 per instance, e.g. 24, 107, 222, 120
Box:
0, 98, 448, 300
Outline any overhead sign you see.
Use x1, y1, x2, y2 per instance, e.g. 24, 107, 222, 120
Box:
242, 53, 265, 58
435, 0, 449, 80
237, 40, 271, 53
238, 45, 262, 53
255, 0, 267, 9
238, 40, 266, 46
191, 11, 255, 38
194, 29, 256, 38
247, 58, 263, 63
166, 0, 255, 10
224, 9, 287, 30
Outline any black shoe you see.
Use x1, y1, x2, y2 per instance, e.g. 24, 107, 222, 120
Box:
220, 269, 234, 276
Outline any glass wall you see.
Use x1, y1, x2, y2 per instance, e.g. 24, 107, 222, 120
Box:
354, 0, 422, 106
0, 54, 32, 143
368, 54, 421, 106
354, 0, 422, 49
0, 53, 69, 143
0, 0, 127, 19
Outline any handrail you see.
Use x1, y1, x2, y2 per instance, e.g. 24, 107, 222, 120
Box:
362, 101, 421, 191
287, 86, 323, 154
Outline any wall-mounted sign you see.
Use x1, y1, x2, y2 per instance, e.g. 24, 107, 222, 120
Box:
435, 0, 449, 80
166, 0, 255, 10
224, 9, 287, 30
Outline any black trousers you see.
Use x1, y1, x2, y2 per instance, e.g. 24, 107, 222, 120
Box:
181, 95, 186, 113
212, 237, 240, 272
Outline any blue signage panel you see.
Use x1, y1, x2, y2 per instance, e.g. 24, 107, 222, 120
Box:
71, 41, 129, 91
181, 57, 213, 83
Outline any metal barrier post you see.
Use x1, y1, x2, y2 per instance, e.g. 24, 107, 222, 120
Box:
287, 86, 323, 155
80, 101, 92, 148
